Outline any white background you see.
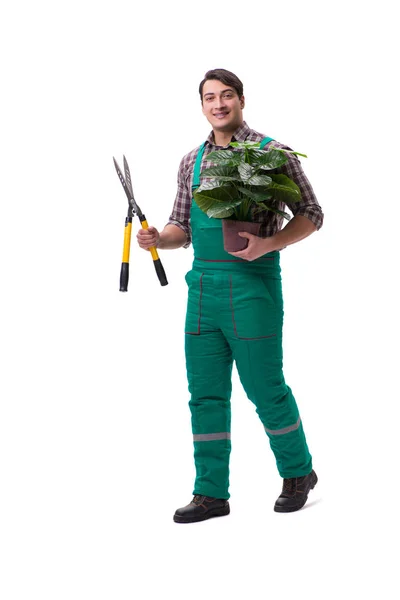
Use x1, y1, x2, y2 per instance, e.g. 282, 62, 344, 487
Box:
1, 1, 399, 598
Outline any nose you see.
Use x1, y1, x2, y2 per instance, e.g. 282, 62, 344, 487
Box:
215, 95, 226, 109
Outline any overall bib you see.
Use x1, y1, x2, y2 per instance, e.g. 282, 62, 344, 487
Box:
185, 138, 312, 500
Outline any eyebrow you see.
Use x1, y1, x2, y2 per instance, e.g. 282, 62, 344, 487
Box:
203, 88, 235, 98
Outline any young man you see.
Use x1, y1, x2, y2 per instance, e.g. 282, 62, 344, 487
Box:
137, 69, 323, 522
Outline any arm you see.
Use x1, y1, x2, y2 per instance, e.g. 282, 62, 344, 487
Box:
231, 146, 323, 261
136, 155, 192, 251
279, 145, 324, 230
158, 224, 188, 249
265, 214, 317, 250
137, 223, 187, 250
232, 215, 316, 261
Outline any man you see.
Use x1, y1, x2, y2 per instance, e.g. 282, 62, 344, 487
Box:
137, 69, 323, 522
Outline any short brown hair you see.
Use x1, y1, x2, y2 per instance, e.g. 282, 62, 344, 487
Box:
199, 69, 244, 101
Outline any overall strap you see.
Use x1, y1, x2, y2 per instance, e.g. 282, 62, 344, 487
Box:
260, 136, 274, 149
192, 142, 207, 191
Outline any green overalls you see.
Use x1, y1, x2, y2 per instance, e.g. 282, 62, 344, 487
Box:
185, 137, 312, 500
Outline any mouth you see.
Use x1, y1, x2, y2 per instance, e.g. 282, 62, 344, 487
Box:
213, 111, 229, 120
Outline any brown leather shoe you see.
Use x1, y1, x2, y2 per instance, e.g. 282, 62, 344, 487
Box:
274, 470, 318, 513
173, 495, 230, 523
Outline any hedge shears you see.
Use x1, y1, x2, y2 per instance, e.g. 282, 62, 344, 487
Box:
113, 155, 168, 291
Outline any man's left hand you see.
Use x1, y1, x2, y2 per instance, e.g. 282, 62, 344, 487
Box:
228, 232, 275, 261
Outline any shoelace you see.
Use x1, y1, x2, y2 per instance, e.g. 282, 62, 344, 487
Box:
283, 478, 296, 493
193, 495, 205, 505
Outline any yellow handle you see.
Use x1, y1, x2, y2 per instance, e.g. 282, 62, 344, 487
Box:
122, 220, 132, 262
141, 219, 159, 261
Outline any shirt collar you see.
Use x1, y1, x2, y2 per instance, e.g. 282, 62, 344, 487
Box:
206, 121, 251, 147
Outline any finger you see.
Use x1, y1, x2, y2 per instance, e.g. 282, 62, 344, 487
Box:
147, 226, 158, 234
137, 235, 156, 247
137, 231, 154, 241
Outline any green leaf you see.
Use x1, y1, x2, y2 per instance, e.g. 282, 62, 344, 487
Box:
229, 141, 261, 148
208, 207, 235, 218
193, 185, 238, 215
267, 184, 301, 202
207, 199, 242, 219
269, 145, 308, 158
252, 149, 288, 170
196, 179, 234, 192
238, 162, 254, 180
239, 187, 274, 202
247, 148, 266, 161
254, 203, 291, 220
206, 150, 242, 165
269, 174, 301, 190
246, 174, 272, 186
268, 174, 302, 202
200, 165, 240, 180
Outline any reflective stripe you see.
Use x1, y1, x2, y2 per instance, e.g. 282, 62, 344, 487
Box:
265, 416, 301, 436
193, 432, 231, 442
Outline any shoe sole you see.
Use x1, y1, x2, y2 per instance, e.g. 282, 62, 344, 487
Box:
173, 505, 230, 524
274, 472, 318, 513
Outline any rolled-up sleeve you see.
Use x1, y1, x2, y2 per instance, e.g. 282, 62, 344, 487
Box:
166, 156, 192, 248
280, 148, 324, 230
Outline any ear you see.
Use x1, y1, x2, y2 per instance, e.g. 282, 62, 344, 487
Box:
240, 95, 245, 109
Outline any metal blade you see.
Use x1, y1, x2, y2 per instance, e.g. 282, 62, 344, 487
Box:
123, 155, 143, 218
123, 155, 134, 197
113, 157, 132, 201
113, 157, 137, 218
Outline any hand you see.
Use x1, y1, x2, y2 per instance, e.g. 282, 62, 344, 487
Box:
137, 226, 160, 250
228, 232, 274, 261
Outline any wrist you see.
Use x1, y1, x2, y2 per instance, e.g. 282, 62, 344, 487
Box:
263, 235, 280, 253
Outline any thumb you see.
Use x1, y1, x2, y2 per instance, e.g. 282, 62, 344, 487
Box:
238, 231, 252, 238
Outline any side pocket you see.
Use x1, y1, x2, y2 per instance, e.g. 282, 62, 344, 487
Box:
230, 274, 277, 340
260, 275, 284, 344
259, 275, 283, 309
185, 270, 203, 335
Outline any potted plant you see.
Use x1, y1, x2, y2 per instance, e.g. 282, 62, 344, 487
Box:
193, 141, 306, 251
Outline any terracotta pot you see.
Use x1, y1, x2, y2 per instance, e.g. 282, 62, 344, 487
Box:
222, 220, 261, 252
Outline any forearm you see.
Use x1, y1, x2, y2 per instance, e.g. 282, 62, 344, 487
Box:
157, 224, 188, 249
266, 215, 317, 252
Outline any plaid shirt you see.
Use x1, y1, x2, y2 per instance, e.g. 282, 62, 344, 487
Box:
167, 121, 323, 248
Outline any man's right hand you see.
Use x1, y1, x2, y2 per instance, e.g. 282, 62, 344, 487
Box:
137, 226, 160, 250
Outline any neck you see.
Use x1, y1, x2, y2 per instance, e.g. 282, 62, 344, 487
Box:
213, 127, 238, 147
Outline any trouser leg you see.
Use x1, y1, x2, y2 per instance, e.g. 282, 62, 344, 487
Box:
233, 337, 312, 477
185, 329, 233, 500
223, 272, 312, 478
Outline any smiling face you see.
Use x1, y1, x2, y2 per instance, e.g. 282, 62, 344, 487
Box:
201, 79, 245, 135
